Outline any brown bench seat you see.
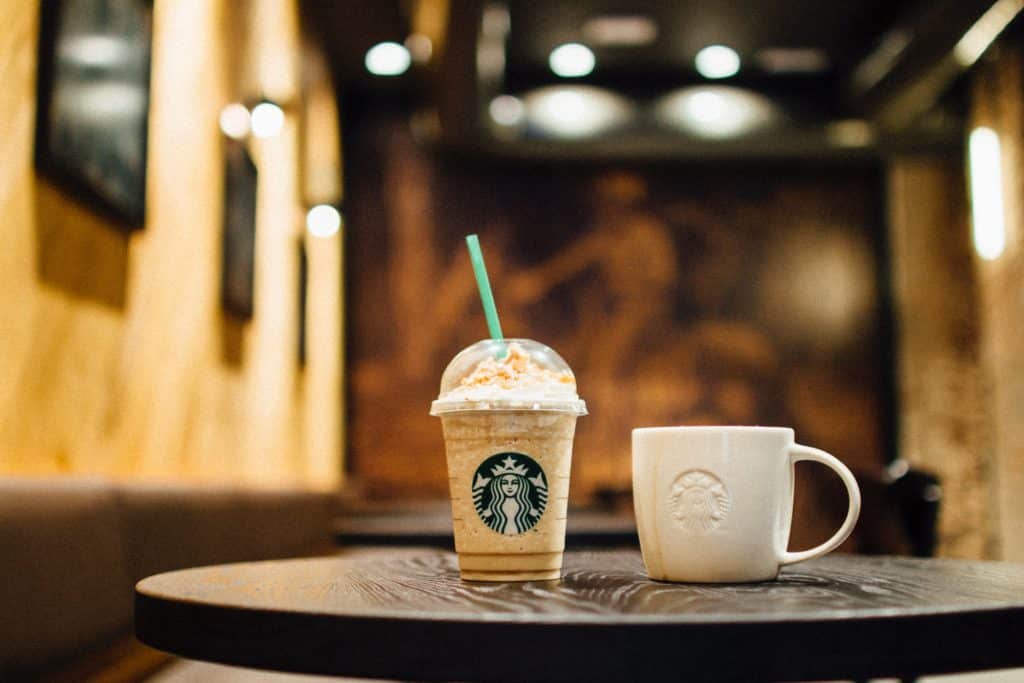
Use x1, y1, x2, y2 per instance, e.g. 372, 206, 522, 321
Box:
0, 477, 335, 681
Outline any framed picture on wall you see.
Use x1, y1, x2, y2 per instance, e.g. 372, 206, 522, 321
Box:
221, 140, 258, 320
35, 0, 153, 229
297, 240, 308, 366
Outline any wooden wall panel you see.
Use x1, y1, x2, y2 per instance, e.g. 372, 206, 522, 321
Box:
0, 0, 342, 490
887, 157, 993, 558
971, 48, 1024, 562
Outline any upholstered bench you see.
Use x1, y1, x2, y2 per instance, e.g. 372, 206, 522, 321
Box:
0, 477, 335, 681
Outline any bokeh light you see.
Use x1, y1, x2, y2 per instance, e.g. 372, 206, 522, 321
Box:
365, 41, 411, 76
548, 43, 596, 78
250, 102, 284, 138
524, 86, 632, 138
219, 103, 250, 139
489, 95, 525, 126
695, 45, 741, 79
306, 204, 342, 238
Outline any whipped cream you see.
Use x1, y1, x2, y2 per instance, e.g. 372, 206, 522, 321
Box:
431, 341, 586, 415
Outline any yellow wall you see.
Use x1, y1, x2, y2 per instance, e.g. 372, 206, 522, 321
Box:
887, 158, 994, 559
971, 48, 1024, 561
0, 0, 342, 490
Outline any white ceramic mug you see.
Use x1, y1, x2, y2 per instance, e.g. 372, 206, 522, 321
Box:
632, 426, 861, 583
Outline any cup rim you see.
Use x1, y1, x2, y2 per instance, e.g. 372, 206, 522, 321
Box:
632, 425, 794, 436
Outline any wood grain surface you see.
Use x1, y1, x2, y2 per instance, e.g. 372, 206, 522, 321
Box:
136, 550, 1024, 682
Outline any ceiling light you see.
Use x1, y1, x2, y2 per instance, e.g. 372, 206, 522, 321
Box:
250, 102, 284, 138
489, 95, 525, 126
755, 47, 829, 74
481, 3, 511, 39
655, 86, 776, 139
404, 34, 433, 64
968, 127, 1006, 260
549, 43, 596, 78
219, 103, 250, 139
695, 45, 741, 79
524, 86, 632, 138
826, 119, 874, 147
306, 205, 342, 238
582, 15, 658, 46
954, 0, 1024, 67
364, 41, 411, 76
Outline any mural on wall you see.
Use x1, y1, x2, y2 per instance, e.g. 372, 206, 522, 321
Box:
345, 115, 890, 506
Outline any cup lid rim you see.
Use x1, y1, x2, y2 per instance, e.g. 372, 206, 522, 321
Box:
632, 425, 794, 434
431, 397, 587, 416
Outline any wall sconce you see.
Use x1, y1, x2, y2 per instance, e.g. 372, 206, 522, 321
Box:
220, 99, 287, 140
219, 103, 250, 139
250, 100, 285, 139
968, 126, 1006, 261
306, 204, 342, 238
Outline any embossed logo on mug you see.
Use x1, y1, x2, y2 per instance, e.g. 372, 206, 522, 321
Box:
472, 453, 548, 535
671, 470, 730, 531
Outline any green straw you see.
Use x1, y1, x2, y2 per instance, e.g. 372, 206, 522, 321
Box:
465, 234, 504, 341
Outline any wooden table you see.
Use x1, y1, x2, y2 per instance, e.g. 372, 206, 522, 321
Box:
135, 550, 1024, 682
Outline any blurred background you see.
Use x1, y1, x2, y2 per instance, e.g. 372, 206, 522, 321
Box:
5, 0, 1024, 678
4, 0, 1024, 668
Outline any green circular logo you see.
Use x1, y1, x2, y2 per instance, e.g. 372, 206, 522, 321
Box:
472, 452, 548, 535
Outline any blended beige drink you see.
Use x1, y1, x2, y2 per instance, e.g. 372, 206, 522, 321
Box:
431, 339, 586, 581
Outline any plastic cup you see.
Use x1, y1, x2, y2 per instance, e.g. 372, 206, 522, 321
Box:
430, 339, 587, 581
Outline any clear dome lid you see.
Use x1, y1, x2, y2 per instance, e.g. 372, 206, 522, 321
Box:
430, 338, 587, 416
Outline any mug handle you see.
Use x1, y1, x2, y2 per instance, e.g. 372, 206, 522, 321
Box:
779, 444, 862, 566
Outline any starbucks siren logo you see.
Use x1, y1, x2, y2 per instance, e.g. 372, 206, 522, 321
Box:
671, 470, 730, 531
472, 453, 548, 535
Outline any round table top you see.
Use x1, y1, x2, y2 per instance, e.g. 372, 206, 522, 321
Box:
135, 549, 1024, 682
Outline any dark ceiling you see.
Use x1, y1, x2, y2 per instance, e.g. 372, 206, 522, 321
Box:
302, 2, 407, 85
309, 0, 910, 87
505, 0, 905, 75
304, 0, 1016, 157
